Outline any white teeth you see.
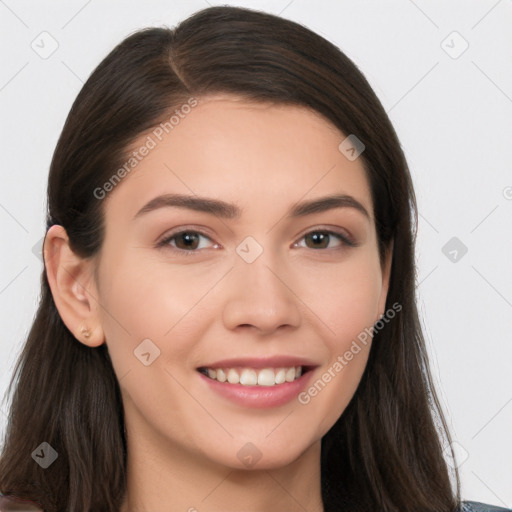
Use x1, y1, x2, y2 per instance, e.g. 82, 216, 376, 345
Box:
285, 367, 296, 382
274, 368, 286, 384
239, 369, 258, 386
227, 369, 240, 384
257, 369, 275, 386
203, 366, 304, 386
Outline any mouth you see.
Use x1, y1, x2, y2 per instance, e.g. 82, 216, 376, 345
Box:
197, 365, 315, 387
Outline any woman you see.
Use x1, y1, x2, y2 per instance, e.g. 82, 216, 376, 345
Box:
0, 5, 508, 512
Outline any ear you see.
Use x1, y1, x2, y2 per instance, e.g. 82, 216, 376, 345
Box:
44, 225, 105, 347
376, 239, 393, 320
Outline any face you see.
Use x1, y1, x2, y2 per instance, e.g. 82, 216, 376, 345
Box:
47, 95, 391, 473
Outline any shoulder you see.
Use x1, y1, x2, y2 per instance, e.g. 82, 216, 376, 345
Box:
0, 495, 44, 511
462, 501, 512, 512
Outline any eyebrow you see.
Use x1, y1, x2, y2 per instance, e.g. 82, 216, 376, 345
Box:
133, 193, 370, 221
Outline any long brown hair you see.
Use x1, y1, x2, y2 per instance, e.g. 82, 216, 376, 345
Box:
0, 6, 461, 511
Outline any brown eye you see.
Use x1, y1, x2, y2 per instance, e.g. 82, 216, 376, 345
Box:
158, 230, 215, 254
173, 232, 201, 250
296, 230, 356, 250
304, 231, 331, 249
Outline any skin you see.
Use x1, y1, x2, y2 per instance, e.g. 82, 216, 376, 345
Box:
45, 95, 392, 512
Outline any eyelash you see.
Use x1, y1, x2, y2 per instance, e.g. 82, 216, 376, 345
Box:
156, 227, 357, 256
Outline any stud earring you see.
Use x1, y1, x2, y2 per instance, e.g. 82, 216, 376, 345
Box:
80, 325, 92, 339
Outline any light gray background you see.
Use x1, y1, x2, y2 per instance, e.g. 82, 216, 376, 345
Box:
1, 0, 511, 506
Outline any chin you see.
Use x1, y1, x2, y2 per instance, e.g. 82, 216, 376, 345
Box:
211, 442, 313, 472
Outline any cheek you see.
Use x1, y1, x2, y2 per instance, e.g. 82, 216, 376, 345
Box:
98, 250, 213, 339
292, 250, 381, 432
297, 249, 383, 343
96, 254, 207, 431
97, 250, 224, 387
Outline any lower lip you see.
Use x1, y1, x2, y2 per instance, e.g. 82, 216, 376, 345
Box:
197, 369, 316, 409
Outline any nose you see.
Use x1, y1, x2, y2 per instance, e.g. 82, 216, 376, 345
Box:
222, 250, 302, 336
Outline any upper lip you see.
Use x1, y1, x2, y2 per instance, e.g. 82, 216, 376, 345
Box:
197, 356, 319, 370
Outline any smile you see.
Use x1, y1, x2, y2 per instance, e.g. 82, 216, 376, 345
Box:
197, 366, 309, 386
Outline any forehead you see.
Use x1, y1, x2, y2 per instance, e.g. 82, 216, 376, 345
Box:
102, 95, 373, 224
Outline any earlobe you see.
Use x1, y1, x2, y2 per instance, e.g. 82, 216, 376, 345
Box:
44, 225, 105, 347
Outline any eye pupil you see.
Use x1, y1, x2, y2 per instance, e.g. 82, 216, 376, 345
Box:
305, 232, 329, 249
176, 232, 199, 250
